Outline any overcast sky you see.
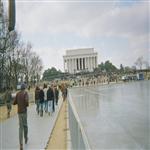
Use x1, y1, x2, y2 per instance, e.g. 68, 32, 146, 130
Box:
4, 0, 150, 71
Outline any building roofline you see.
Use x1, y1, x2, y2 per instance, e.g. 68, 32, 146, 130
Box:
63, 52, 98, 58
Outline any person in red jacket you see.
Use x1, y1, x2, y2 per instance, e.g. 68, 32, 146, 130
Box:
13, 83, 29, 150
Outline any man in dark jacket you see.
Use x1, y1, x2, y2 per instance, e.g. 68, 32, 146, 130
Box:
47, 85, 54, 115
54, 86, 59, 105
13, 83, 29, 150
39, 88, 44, 117
35, 86, 40, 115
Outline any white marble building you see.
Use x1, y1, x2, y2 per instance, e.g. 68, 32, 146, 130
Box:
63, 48, 98, 74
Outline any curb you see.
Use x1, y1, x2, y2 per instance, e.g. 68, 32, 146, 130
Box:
66, 101, 72, 150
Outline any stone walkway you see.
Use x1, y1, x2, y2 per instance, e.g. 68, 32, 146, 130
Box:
0, 99, 63, 150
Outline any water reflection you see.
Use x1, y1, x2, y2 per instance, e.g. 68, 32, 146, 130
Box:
69, 81, 150, 149
70, 87, 100, 117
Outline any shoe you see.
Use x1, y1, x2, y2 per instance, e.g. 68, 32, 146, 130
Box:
20, 144, 23, 150
7, 112, 10, 118
25, 137, 28, 144
40, 111, 43, 117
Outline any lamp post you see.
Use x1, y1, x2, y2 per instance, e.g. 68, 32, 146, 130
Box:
8, 0, 16, 32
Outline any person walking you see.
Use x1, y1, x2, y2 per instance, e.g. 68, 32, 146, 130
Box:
4, 87, 12, 118
43, 84, 48, 113
54, 85, 59, 105
39, 87, 44, 117
13, 83, 29, 150
35, 86, 40, 115
62, 84, 68, 102
47, 85, 54, 115
52, 85, 55, 113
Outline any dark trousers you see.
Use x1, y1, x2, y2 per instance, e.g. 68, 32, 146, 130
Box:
18, 112, 28, 145
52, 99, 55, 112
55, 97, 58, 105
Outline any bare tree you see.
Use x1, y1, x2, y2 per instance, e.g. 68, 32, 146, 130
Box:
0, 1, 43, 91
134, 56, 149, 70
134, 56, 144, 70
19, 42, 43, 86
30, 54, 43, 85
143, 60, 150, 69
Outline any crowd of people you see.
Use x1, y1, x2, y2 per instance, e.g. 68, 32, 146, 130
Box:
34, 83, 67, 117
66, 73, 119, 88
2, 82, 68, 150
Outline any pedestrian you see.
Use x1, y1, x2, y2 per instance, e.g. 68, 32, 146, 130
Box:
47, 85, 54, 115
35, 86, 40, 115
51, 84, 55, 113
43, 84, 48, 113
62, 84, 68, 101
54, 85, 59, 105
39, 87, 44, 117
13, 83, 29, 150
4, 87, 12, 118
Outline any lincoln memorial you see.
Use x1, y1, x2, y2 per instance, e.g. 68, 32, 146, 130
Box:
63, 48, 98, 74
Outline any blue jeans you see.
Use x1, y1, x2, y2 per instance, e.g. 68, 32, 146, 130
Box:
39, 102, 44, 116
48, 101, 53, 113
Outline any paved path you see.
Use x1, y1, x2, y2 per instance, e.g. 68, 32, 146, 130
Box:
0, 99, 63, 150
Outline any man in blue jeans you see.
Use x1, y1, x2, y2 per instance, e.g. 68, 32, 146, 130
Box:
13, 83, 29, 150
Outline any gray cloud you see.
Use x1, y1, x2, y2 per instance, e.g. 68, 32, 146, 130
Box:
15, 1, 149, 70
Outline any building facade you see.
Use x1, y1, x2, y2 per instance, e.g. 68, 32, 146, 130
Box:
63, 48, 98, 74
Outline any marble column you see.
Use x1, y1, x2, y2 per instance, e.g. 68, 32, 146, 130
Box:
93, 56, 95, 70
91, 57, 93, 70
70, 59, 72, 73
78, 58, 80, 70
76, 58, 78, 71
95, 56, 97, 68
73, 58, 75, 73
81, 58, 83, 70
64, 58, 66, 72
83, 58, 85, 70
85, 57, 87, 70
77, 58, 79, 70
89, 57, 91, 71
87, 57, 90, 71
79, 58, 81, 70
68, 59, 70, 73
67, 59, 69, 72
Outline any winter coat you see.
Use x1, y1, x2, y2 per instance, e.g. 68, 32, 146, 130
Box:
47, 88, 54, 101
39, 89, 44, 103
